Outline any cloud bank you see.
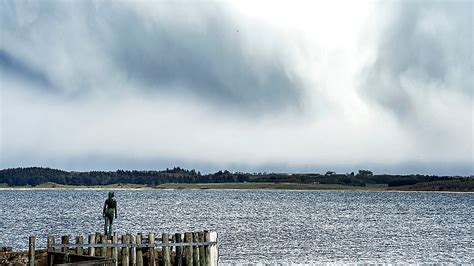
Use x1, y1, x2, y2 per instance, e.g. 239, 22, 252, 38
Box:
0, 0, 306, 113
1, 0, 472, 175
361, 1, 472, 117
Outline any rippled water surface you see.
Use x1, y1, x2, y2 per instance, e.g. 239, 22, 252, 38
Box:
0, 189, 472, 264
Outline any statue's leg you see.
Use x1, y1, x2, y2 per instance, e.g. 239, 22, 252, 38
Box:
104, 217, 109, 236
108, 217, 113, 239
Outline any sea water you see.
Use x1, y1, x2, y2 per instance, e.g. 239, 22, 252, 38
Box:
0, 189, 472, 264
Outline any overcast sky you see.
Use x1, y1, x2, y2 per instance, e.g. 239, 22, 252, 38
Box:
0, 0, 472, 175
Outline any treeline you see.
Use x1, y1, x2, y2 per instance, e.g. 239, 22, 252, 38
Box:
0, 167, 470, 188
246, 170, 465, 187
0, 167, 247, 186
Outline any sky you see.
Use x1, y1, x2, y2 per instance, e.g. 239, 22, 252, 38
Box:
0, 0, 473, 175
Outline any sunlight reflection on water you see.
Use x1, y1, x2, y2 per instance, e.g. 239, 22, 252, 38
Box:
0, 189, 472, 264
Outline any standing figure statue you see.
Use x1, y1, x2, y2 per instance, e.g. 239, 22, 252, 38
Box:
103, 191, 117, 239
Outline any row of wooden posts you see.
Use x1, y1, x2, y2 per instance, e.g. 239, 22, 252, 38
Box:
28, 231, 218, 266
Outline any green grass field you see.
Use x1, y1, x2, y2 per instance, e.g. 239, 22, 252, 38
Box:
153, 182, 388, 191
0, 182, 387, 191
2, 181, 471, 192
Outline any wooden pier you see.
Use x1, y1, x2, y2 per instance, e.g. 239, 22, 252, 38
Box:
27, 231, 218, 266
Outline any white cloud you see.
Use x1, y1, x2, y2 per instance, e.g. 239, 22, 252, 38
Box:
1, 0, 472, 175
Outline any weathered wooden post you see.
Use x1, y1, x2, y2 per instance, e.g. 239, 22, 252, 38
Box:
204, 231, 211, 266
122, 234, 130, 266
107, 236, 113, 258
130, 234, 137, 266
175, 233, 183, 266
76, 236, 83, 255
96, 234, 101, 256
88, 234, 96, 256
192, 232, 199, 266
61, 235, 69, 253
100, 234, 107, 258
148, 233, 156, 266
47, 236, 55, 252
95, 232, 101, 256
209, 231, 218, 266
198, 232, 205, 266
136, 234, 143, 266
162, 233, 171, 266
171, 234, 176, 253
28, 236, 35, 266
184, 232, 193, 266
112, 233, 118, 266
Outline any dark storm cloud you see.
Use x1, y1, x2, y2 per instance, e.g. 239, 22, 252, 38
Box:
0, 0, 305, 114
101, 4, 303, 111
360, 1, 473, 118
0, 49, 54, 90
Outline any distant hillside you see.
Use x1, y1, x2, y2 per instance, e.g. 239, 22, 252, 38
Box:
391, 179, 474, 192
0, 167, 472, 191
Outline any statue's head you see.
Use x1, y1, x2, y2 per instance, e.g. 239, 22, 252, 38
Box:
108, 191, 114, 199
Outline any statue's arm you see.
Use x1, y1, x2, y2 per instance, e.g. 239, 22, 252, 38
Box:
102, 201, 106, 217
115, 202, 118, 218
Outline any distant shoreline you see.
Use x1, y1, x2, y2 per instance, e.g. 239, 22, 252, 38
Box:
0, 182, 472, 193
3, 167, 472, 192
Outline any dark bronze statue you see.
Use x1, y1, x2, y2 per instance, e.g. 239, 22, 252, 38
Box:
103, 191, 117, 239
